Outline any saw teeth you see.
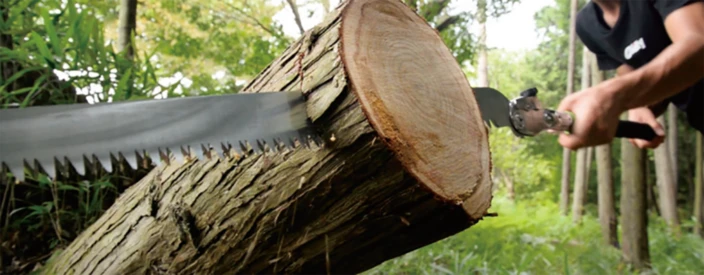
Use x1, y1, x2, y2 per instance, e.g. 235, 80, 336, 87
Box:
221, 142, 232, 158
95, 154, 113, 173
136, 150, 148, 168
36, 158, 57, 180
28, 159, 40, 180
6, 163, 22, 183
122, 151, 139, 170
239, 141, 253, 155
179, 146, 191, 162
146, 148, 160, 167
159, 148, 171, 166
202, 144, 219, 160
257, 139, 270, 153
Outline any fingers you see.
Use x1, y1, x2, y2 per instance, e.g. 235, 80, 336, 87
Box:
557, 94, 577, 113
558, 133, 583, 150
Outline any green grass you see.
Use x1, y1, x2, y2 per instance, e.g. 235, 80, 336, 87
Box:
364, 196, 704, 275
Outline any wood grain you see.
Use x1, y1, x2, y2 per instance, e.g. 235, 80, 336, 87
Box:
340, 0, 492, 215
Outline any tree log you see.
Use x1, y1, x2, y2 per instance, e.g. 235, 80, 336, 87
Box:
40, 0, 493, 274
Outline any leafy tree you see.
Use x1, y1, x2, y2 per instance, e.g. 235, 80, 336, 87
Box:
99, 0, 292, 96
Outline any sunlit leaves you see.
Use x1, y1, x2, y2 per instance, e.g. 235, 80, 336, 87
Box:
120, 0, 291, 95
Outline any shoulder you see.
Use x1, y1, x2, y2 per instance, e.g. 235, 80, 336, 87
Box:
575, 2, 595, 30
575, 1, 597, 35
575, 3, 598, 46
649, 0, 703, 20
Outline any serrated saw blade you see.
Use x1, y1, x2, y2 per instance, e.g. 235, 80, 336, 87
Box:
0, 91, 317, 182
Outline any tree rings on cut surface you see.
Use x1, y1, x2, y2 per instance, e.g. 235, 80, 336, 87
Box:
340, 0, 492, 218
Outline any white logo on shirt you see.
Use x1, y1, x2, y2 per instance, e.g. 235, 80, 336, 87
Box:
624, 37, 646, 60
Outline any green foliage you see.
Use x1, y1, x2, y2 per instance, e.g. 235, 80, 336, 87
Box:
408, 0, 477, 67
0, 0, 171, 105
365, 198, 704, 274
123, 0, 291, 95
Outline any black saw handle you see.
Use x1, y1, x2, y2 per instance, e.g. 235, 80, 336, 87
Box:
548, 110, 657, 141
615, 120, 658, 141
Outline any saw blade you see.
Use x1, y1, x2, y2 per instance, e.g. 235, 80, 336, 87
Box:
0, 91, 318, 182
473, 87, 512, 129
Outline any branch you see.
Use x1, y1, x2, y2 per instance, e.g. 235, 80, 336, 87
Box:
286, 0, 306, 35
421, 0, 451, 22
221, 2, 278, 37
435, 15, 461, 33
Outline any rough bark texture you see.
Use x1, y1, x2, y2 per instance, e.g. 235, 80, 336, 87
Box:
654, 115, 680, 231
695, 132, 703, 238
620, 136, 651, 270
591, 58, 618, 247
560, 0, 579, 216
40, 1, 493, 274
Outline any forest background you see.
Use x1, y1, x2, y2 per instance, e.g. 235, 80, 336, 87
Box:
0, 0, 702, 273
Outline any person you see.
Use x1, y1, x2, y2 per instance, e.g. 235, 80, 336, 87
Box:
556, 0, 704, 150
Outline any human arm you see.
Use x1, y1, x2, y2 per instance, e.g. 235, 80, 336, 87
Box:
557, 2, 704, 150
616, 64, 667, 148
609, 2, 704, 110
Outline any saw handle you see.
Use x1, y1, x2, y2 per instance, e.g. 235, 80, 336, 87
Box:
615, 120, 657, 141
546, 111, 657, 141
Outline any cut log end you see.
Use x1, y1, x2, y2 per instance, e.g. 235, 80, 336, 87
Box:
340, 0, 492, 217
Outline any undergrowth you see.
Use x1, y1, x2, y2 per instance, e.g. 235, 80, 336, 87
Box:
364, 196, 704, 275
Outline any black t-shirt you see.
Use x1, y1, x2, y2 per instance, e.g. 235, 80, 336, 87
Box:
576, 0, 704, 133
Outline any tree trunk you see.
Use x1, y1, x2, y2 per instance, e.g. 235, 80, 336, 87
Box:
654, 115, 680, 232
667, 105, 678, 183
561, 0, 579, 216
40, 1, 494, 274
476, 0, 489, 87
572, 47, 591, 224
592, 58, 618, 247
572, 148, 587, 223
597, 144, 618, 247
695, 132, 703, 238
585, 146, 593, 189
620, 134, 651, 270
117, 0, 137, 60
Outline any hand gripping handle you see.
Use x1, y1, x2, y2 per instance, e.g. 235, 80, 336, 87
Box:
551, 111, 657, 141
509, 87, 658, 142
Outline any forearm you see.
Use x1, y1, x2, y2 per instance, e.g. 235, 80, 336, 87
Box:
608, 2, 704, 111
614, 37, 704, 110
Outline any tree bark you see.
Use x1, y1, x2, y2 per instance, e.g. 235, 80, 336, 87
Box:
695, 132, 703, 238
654, 115, 680, 232
561, 0, 579, 216
40, 1, 493, 274
620, 133, 651, 270
572, 47, 591, 224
